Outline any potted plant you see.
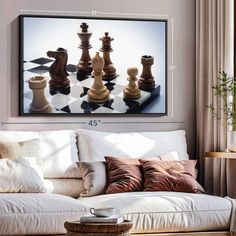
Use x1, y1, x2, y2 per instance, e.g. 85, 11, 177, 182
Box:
209, 71, 236, 151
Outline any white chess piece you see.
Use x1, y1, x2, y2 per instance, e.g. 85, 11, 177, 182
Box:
28, 76, 52, 113
123, 67, 141, 99
87, 52, 110, 103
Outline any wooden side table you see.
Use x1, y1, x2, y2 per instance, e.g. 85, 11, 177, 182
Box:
64, 220, 133, 236
205, 151, 236, 198
205, 152, 236, 159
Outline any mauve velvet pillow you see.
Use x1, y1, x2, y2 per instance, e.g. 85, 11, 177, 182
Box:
105, 156, 143, 194
140, 159, 205, 193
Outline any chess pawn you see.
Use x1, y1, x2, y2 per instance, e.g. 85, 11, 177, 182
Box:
123, 67, 141, 99
138, 55, 155, 91
100, 32, 117, 81
87, 52, 110, 103
28, 76, 52, 113
77, 22, 93, 80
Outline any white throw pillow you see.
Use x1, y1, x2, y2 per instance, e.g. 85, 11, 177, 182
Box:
76, 129, 188, 161
0, 157, 46, 193
0, 130, 79, 178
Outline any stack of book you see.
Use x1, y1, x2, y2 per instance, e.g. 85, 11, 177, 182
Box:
80, 214, 124, 224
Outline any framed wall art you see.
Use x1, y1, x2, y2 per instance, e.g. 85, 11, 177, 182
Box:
19, 15, 167, 115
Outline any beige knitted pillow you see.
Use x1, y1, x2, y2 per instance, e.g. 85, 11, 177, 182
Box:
0, 139, 41, 166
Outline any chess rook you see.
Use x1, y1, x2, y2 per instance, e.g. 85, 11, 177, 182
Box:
47, 48, 70, 92
123, 67, 141, 99
138, 55, 155, 91
100, 32, 117, 81
77, 22, 93, 80
88, 52, 110, 103
28, 76, 52, 113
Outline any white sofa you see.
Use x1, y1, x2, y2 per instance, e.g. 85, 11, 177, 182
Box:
0, 129, 233, 235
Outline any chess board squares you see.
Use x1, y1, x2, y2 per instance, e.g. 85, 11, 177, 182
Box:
60, 99, 100, 114
67, 74, 79, 84
79, 77, 97, 88
23, 97, 32, 113
48, 93, 77, 110
66, 64, 77, 73
30, 57, 54, 65
104, 82, 124, 95
23, 62, 41, 71
102, 96, 139, 113
28, 66, 50, 75
69, 85, 89, 98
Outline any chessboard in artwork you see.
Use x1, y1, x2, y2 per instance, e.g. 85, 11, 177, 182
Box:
23, 57, 160, 114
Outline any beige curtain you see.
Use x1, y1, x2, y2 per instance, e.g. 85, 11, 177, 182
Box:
196, 0, 234, 196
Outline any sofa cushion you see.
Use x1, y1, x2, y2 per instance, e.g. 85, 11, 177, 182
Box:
0, 157, 46, 193
44, 178, 85, 198
77, 161, 107, 197
140, 159, 205, 193
79, 191, 231, 234
105, 156, 142, 194
0, 130, 79, 178
0, 193, 90, 235
0, 139, 41, 165
76, 129, 188, 161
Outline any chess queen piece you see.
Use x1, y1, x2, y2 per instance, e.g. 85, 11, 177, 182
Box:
123, 67, 141, 99
77, 22, 93, 80
87, 52, 110, 103
47, 48, 70, 92
138, 55, 155, 91
28, 76, 52, 113
100, 32, 117, 81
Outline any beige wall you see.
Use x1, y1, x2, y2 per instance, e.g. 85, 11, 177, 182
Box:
0, 0, 196, 157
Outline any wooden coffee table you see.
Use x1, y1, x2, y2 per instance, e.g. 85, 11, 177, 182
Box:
64, 220, 133, 236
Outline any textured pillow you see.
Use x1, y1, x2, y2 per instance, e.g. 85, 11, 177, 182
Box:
77, 129, 188, 161
0, 157, 46, 193
77, 161, 107, 197
0, 139, 41, 166
0, 130, 79, 178
105, 156, 142, 194
140, 159, 204, 193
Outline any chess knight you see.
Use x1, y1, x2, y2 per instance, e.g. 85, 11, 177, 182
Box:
47, 48, 70, 92
87, 52, 110, 103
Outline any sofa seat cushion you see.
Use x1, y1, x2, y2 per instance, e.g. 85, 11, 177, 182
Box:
79, 191, 231, 234
0, 193, 90, 235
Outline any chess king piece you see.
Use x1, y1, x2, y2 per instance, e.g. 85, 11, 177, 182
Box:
123, 67, 141, 99
77, 22, 93, 80
47, 48, 70, 92
28, 76, 52, 113
100, 32, 117, 81
138, 55, 156, 91
87, 52, 110, 103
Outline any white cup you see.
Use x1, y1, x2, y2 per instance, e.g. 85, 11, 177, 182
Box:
90, 207, 115, 217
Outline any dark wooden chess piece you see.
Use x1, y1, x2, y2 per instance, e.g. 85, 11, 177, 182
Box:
100, 32, 117, 81
77, 22, 93, 80
47, 48, 70, 92
87, 52, 110, 103
138, 55, 155, 91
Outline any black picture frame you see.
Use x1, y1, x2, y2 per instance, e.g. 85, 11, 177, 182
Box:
19, 14, 168, 116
